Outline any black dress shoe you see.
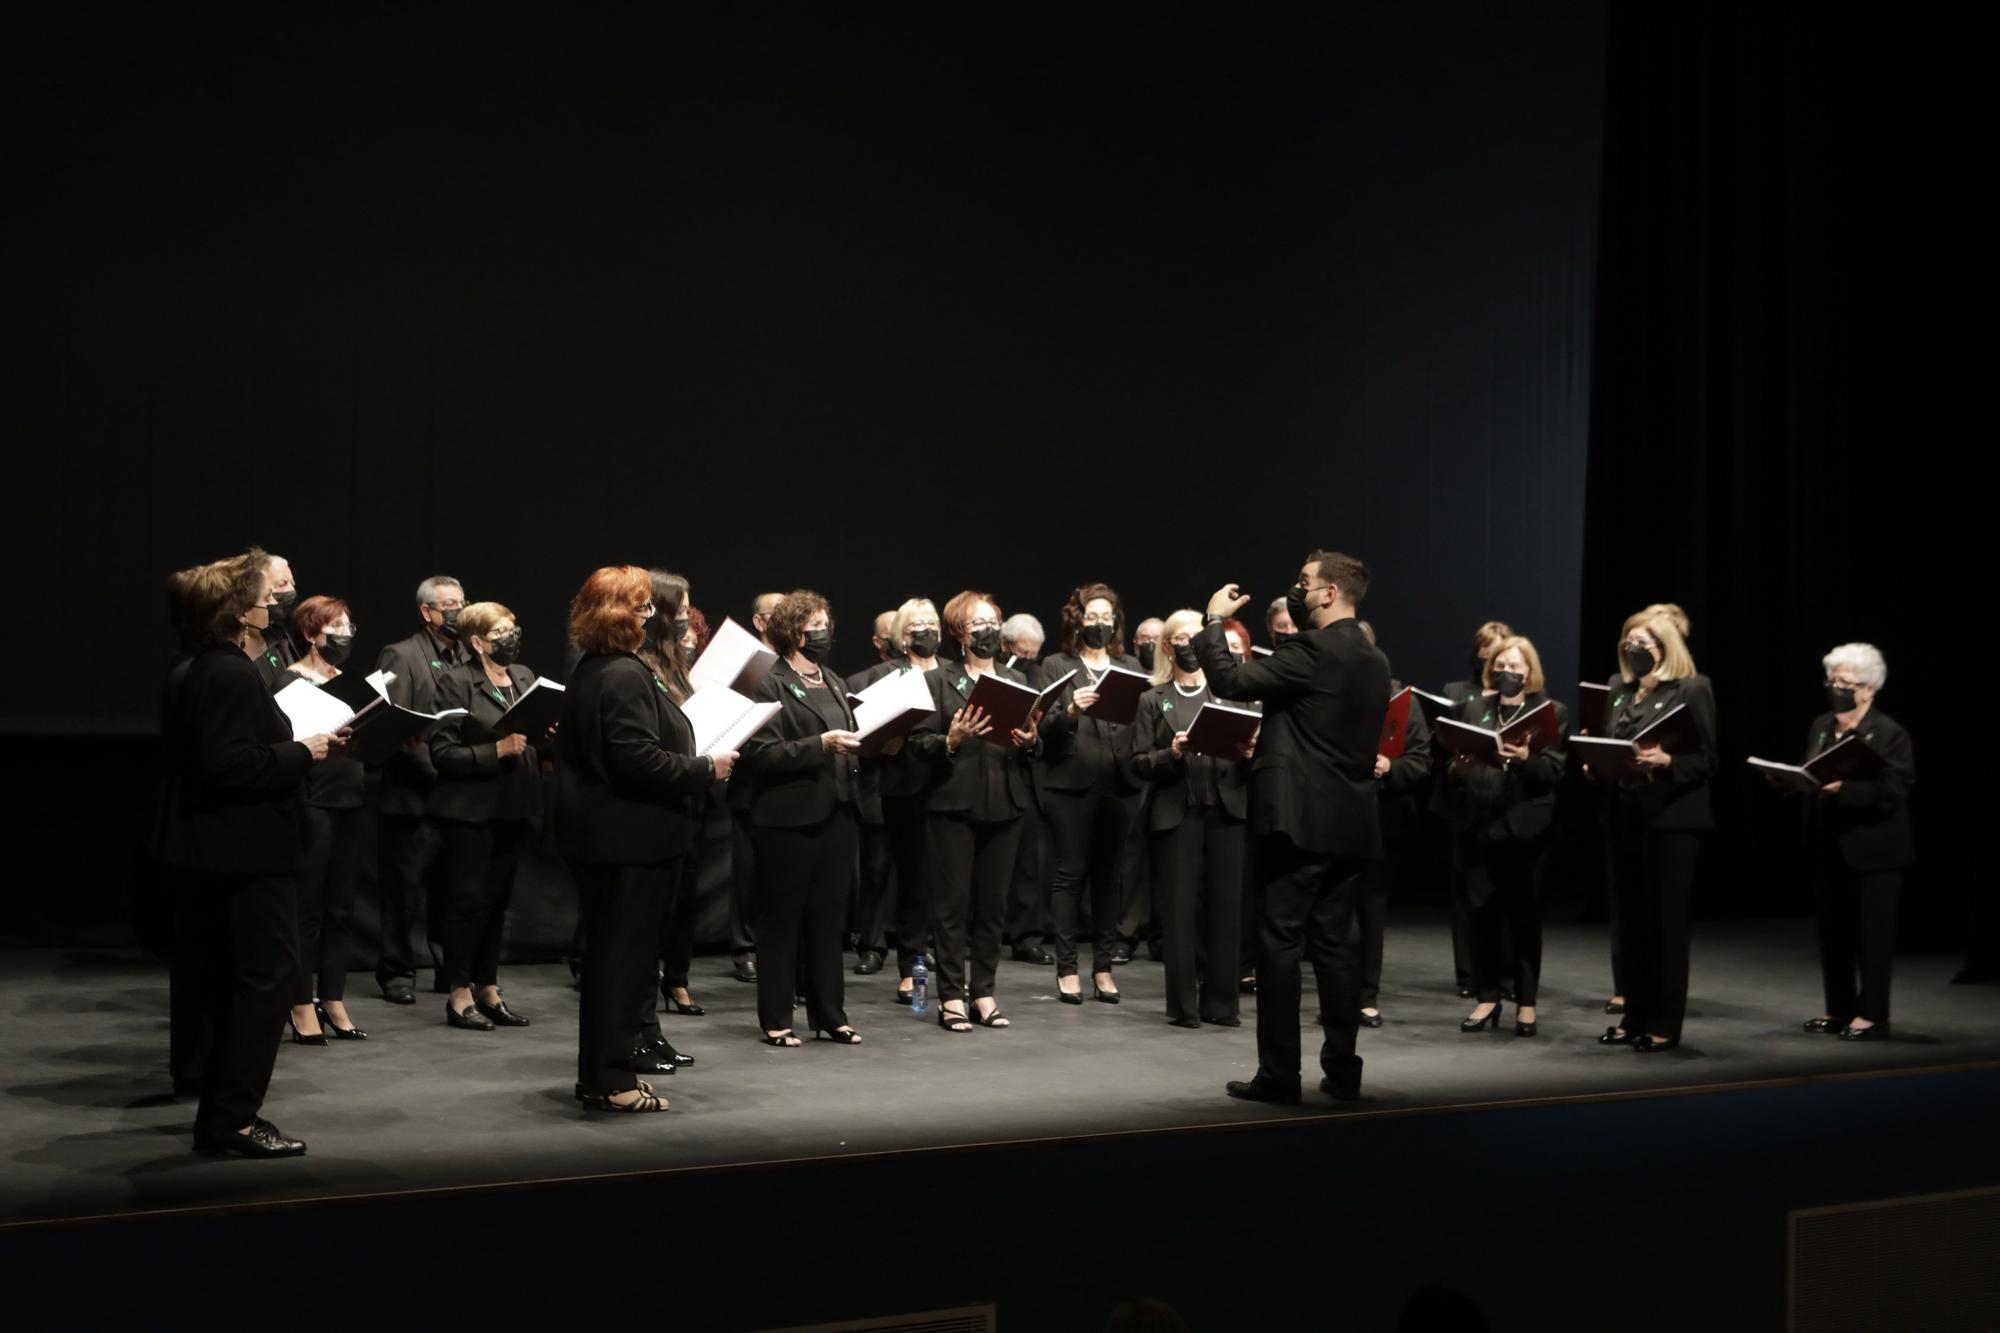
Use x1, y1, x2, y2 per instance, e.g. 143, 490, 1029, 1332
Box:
1206, 1015, 1243, 1028
637, 1035, 695, 1066
288, 1017, 328, 1047
628, 1050, 681, 1075
1092, 985, 1121, 1004
1011, 946, 1056, 965
1319, 1075, 1362, 1101
895, 988, 914, 1006
1058, 986, 1084, 1006
379, 976, 416, 1005
1358, 1010, 1385, 1029
195, 1118, 306, 1159
1169, 1017, 1202, 1029
1802, 1017, 1845, 1034
316, 1003, 367, 1040
1604, 999, 1626, 1015
474, 996, 530, 1027
1514, 1020, 1538, 1037
1460, 1005, 1501, 1033
1633, 1035, 1681, 1052
1837, 1022, 1888, 1041
732, 957, 759, 983
1225, 1078, 1302, 1105
1598, 1026, 1635, 1045
446, 1001, 495, 1031
1108, 942, 1135, 965
853, 951, 884, 975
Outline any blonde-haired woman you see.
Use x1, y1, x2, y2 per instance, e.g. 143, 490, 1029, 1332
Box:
1131, 610, 1254, 1028
869, 597, 945, 999
1595, 609, 1716, 1052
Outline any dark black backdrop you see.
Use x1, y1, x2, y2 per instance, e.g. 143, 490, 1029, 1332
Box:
6, 4, 1602, 733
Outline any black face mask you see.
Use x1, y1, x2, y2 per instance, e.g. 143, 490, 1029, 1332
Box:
1489, 670, 1526, 699
908, 628, 941, 658
1286, 583, 1315, 629
800, 629, 833, 664
967, 627, 1002, 660
267, 589, 296, 630
1622, 644, 1656, 679
434, 606, 462, 641
319, 633, 354, 668
487, 633, 523, 667
1082, 623, 1114, 650
1270, 630, 1295, 647
1826, 685, 1858, 713
672, 618, 690, 644
1135, 642, 1156, 671
1172, 643, 1202, 674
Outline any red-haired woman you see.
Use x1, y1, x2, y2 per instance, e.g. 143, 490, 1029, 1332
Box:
1039, 581, 1144, 1002
737, 590, 869, 1047
282, 595, 368, 1042
554, 567, 736, 1112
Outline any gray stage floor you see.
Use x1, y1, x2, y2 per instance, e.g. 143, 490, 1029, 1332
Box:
2, 915, 1994, 1228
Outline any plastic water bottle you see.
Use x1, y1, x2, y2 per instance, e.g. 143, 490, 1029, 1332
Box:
910, 954, 929, 1015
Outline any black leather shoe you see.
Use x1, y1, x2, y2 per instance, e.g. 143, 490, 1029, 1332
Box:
853, 951, 884, 975
1206, 1015, 1243, 1028
1802, 1017, 1845, 1034
474, 996, 530, 1027
628, 1050, 681, 1075
665, 992, 706, 1016
1225, 1078, 1302, 1105
288, 1017, 327, 1047
1011, 946, 1056, 965
637, 1035, 695, 1066
1359, 1010, 1385, 1029
1604, 999, 1626, 1015
1169, 1017, 1201, 1029
1108, 942, 1135, 965
1837, 1022, 1888, 1041
1092, 985, 1121, 1004
1514, 1020, 1538, 1038
446, 1001, 495, 1031
1058, 986, 1084, 1006
1460, 1005, 1501, 1033
316, 1003, 367, 1040
1598, 1026, 1635, 1045
895, 988, 914, 1006
1633, 1035, 1681, 1052
379, 976, 416, 1005
732, 957, 759, 983
195, 1118, 306, 1158
1319, 1075, 1362, 1101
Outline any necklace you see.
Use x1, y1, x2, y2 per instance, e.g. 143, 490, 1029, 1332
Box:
1172, 680, 1205, 698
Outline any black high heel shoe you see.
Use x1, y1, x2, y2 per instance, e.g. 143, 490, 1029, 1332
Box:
1604, 999, 1626, 1015
1057, 979, 1084, 1006
1092, 986, 1121, 1005
1514, 1018, 1538, 1037
1633, 1035, 1681, 1052
316, 1002, 367, 1040
937, 1006, 973, 1033
814, 1027, 864, 1044
1598, 1026, 1635, 1045
288, 1015, 328, 1047
1359, 1010, 1385, 1029
1837, 1022, 1888, 1042
665, 992, 706, 1017
1802, 1016, 1844, 1034
1460, 1004, 1501, 1033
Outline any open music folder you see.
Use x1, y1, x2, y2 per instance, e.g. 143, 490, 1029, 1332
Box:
1432, 700, 1563, 766
1572, 702, 1693, 781
965, 669, 1075, 745
679, 685, 783, 758
1747, 734, 1888, 793
493, 679, 566, 737
1078, 665, 1151, 726
1183, 700, 1261, 759
849, 668, 935, 754
688, 618, 780, 696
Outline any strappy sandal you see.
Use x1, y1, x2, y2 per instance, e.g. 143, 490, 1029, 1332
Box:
575, 1079, 655, 1101
814, 1027, 863, 1045
937, 1005, 973, 1033
762, 1029, 803, 1047
583, 1087, 667, 1113
972, 1005, 1009, 1028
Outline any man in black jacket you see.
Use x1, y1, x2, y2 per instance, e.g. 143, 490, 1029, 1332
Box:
371, 574, 467, 1003
1196, 551, 1390, 1103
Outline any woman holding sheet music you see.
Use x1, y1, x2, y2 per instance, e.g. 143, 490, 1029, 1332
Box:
907, 591, 1040, 1032
1593, 610, 1716, 1052
1131, 610, 1252, 1028
880, 598, 945, 1003
1440, 637, 1566, 1037
737, 591, 869, 1048
283, 595, 368, 1043
429, 602, 544, 1032
1039, 582, 1146, 1004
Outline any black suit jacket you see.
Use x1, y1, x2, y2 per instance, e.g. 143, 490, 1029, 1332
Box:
1194, 617, 1390, 860
1803, 708, 1915, 871
1037, 651, 1143, 795
161, 643, 311, 876
1129, 683, 1251, 830
553, 651, 713, 863
1440, 692, 1569, 843
428, 661, 545, 824
1607, 673, 1718, 832
374, 629, 465, 815
739, 659, 873, 829
908, 663, 1036, 818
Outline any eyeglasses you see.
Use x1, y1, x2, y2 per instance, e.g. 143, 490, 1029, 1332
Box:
1082, 616, 1116, 627
634, 602, 656, 615
968, 619, 1001, 632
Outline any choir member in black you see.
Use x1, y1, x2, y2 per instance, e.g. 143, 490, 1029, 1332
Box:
1132, 617, 1164, 675
1441, 636, 1566, 1037
161, 549, 342, 1155
724, 590, 785, 984
255, 552, 301, 680
1792, 643, 1915, 1040
907, 591, 1039, 1031
1039, 582, 1143, 1003
660, 604, 722, 1016
283, 595, 368, 1043
738, 590, 868, 1047
555, 566, 735, 1112
1351, 621, 1434, 1028
844, 605, 907, 976
1594, 609, 1716, 1052
1202, 552, 1390, 1104
1264, 596, 1297, 646
1001, 612, 1055, 966
1130, 610, 1251, 1028
1436, 620, 1512, 997
373, 574, 468, 1004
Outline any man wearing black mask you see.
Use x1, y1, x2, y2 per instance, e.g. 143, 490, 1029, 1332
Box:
1001, 612, 1055, 963
1265, 596, 1297, 647
1132, 618, 1165, 674
1198, 551, 1390, 1103
372, 574, 468, 1004
253, 553, 302, 683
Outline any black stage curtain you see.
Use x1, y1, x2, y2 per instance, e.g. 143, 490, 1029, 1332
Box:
1580, 6, 1970, 959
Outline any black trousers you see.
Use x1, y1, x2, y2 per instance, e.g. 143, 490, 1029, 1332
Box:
658, 853, 700, 994
1354, 859, 1389, 1008
1115, 795, 1154, 945
1608, 808, 1700, 1041
752, 808, 858, 1032
1152, 809, 1244, 1023
884, 793, 931, 979
1461, 836, 1547, 1006
729, 815, 758, 957
1253, 836, 1367, 1087
853, 819, 893, 956
173, 870, 299, 1133
1004, 805, 1054, 950
294, 805, 361, 1005
926, 813, 1022, 1005
572, 858, 678, 1095
438, 818, 526, 991
376, 812, 446, 981
1048, 788, 1130, 977
1814, 849, 1901, 1024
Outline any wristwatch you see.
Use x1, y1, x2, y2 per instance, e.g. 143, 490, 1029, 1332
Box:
1204, 614, 1223, 626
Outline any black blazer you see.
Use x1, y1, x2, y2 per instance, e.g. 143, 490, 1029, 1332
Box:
553, 651, 713, 864
161, 643, 311, 876
908, 664, 1036, 819
846, 659, 901, 694
1607, 673, 1718, 832
1194, 617, 1390, 860
429, 661, 545, 824
1037, 651, 1143, 795
374, 629, 465, 815
1441, 692, 1569, 843
1129, 683, 1251, 830
738, 658, 873, 829
1802, 708, 1915, 871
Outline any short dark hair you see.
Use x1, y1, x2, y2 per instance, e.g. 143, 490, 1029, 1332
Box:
766, 590, 831, 658
1308, 550, 1369, 607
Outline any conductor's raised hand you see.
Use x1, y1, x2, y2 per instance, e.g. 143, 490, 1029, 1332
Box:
710, 750, 739, 781
1206, 583, 1252, 619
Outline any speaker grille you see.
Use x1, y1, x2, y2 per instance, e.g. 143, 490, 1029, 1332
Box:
759, 1305, 997, 1333
1789, 1186, 2000, 1332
